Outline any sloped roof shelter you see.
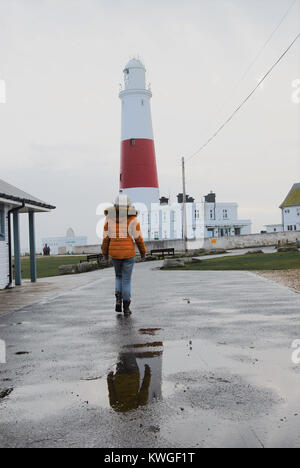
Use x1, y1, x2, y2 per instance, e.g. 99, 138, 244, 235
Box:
0, 178, 55, 212
0, 178, 55, 287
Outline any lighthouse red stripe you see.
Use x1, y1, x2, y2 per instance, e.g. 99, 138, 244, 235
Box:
120, 139, 159, 189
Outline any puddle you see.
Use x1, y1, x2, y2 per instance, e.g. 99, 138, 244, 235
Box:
108, 340, 164, 413
3, 331, 298, 446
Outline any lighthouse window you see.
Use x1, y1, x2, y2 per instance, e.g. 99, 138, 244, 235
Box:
141, 99, 144, 106
130, 139, 136, 146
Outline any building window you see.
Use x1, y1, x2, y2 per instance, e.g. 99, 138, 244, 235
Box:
130, 139, 136, 146
223, 209, 228, 219
0, 205, 5, 241
195, 210, 200, 219
285, 209, 290, 214
297, 209, 300, 216
210, 209, 214, 220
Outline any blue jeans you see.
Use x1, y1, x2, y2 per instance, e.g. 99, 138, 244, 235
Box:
112, 257, 135, 301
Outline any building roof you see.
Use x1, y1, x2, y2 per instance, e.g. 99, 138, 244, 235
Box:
280, 183, 300, 208
0, 178, 56, 212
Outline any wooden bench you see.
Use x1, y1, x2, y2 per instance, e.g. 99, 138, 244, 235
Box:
150, 248, 175, 259
80, 254, 103, 265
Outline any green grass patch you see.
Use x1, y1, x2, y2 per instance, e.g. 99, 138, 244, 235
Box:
18, 256, 87, 279
164, 251, 300, 271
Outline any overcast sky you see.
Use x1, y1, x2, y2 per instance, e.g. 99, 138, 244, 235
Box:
0, 0, 299, 249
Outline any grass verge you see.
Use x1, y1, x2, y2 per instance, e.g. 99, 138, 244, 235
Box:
18, 256, 87, 279
163, 251, 300, 271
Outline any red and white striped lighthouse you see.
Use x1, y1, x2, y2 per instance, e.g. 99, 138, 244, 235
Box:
119, 58, 159, 208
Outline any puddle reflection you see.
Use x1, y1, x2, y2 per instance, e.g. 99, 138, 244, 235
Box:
108, 327, 163, 413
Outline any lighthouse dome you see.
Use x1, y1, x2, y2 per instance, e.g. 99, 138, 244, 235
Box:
123, 58, 145, 71
123, 57, 147, 90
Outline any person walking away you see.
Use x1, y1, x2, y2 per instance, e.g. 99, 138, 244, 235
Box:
102, 194, 146, 316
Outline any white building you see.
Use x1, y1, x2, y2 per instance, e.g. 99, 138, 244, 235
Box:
265, 224, 284, 234
265, 183, 300, 233
0, 178, 55, 290
139, 192, 251, 241
280, 183, 300, 232
42, 228, 87, 255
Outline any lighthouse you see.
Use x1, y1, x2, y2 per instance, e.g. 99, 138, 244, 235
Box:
119, 58, 159, 209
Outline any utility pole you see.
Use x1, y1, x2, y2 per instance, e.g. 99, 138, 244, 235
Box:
182, 156, 188, 252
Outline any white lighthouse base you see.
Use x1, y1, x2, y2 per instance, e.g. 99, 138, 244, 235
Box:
121, 187, 160, 210
121, 187, 160, 240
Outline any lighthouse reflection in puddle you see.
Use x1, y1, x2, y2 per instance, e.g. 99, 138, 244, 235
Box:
107, 336, 163, 413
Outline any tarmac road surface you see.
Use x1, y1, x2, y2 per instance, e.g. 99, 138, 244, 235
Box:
0, 261, 299, 448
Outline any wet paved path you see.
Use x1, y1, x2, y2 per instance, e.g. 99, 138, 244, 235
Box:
0, 262, 300, 448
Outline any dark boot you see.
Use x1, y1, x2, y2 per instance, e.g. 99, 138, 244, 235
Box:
115, 293, 122, 313
123, 300, 132, 316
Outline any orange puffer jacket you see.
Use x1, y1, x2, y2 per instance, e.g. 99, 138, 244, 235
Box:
102, 206, 147, 260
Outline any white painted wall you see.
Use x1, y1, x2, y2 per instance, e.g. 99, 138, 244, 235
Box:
0, 205, 10, 290
119, 59, 154, 141
282, 206, 300, 231
120, 92, 154, 141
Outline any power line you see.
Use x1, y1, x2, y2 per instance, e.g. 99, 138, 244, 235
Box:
209, 0, 299, 123
187, 31, 300, 163
239, 0, 299, 83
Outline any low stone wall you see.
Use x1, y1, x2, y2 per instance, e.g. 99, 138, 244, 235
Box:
205, 231, 300, 249
190, 231, 300, 251
59, 261, 99, 275
146, 232, 300, 252
72, 231, 300, 256
72, 245, 102, 255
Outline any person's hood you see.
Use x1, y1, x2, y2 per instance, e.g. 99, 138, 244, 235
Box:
104, 205, 138, 218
